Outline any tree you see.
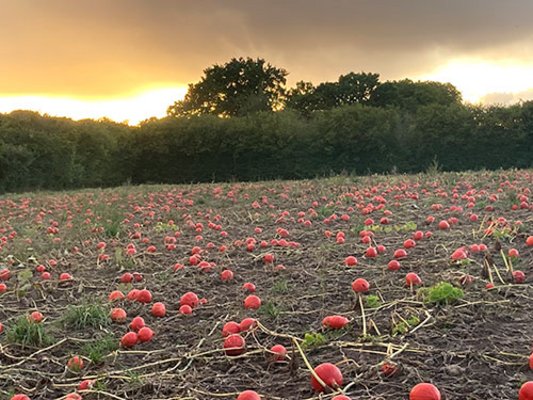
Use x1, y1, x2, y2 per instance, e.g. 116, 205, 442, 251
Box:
167, 57, 288, 117
335, 72, 380, 104
286, 72, 380, 115
285, 81, 317, 116
369, 79, 462, 111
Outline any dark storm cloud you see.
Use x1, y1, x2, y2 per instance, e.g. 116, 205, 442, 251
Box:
1, 0, 533, 95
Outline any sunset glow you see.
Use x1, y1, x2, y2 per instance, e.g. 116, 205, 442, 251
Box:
2, 1, 533, 120
0, 87, 187, 125
422, 59, 533, 103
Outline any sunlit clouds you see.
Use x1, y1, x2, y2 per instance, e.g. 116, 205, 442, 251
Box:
2, 0, 533, 121
421, 59, 533, 104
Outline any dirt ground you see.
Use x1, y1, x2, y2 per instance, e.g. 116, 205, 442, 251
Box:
0, 170, 532, 399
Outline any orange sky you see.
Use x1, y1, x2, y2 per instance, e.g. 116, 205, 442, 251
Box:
2, 0, 533, 123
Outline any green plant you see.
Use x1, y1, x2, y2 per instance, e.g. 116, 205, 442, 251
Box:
492, 227, 513, 240
317, 205, 335, 218
459, 258, 472, 267
421, 282, 464, 305
258, 301, 281, 319
7, 316, 53, 348
16, 267, 34, 298
154, 222, 178, 232
102, 211, 123, 238
504, 191, 519, 207
104, 221, 121, 238
114, 247, 124, 266
366, 221, 417, 234
365, 295, 381, 308
272, 279, 289, 294
125, 369, 144, 385
1, 389, 16, 400
391, 315, 420, 336
425, 156, 442, 175
154, 270, 172, 284
92, 380, 108, 392
301, 332, 327, 349
81, 335, 118, 364
318, 242, 339, 252
63, 303, 110, 330
350, 224, 366, 235
392, 321, 409, 336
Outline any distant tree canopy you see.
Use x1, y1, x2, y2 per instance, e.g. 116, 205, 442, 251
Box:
285, 76, 462, 115
169, 58, 463, 118
0, 111, 132, 192
1, 57, 531, 193
167, 57, 288, 117
286, 72, 380, 115
369, 79, 462, 110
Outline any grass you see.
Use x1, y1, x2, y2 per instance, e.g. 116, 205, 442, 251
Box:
102, 210, 123, 238
81, 335, 119, 364
7, 316, 53, 348
425, 156, 442, 175
316, 205, 335, 219
104, 220, 121, 238
93, 380, 108, 392
272, 278, 289, 294
420, 282, 464, 305
154, 270, 172, 284
14, 267, 34, 298
125, 369, 145, 385
63, 303, 110, 330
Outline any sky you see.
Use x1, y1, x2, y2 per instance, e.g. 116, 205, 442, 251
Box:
1, 0, 533, 124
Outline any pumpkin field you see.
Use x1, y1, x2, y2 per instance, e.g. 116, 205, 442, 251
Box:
0, 169, 532, 400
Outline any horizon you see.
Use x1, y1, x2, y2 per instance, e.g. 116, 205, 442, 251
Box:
2, 0, 533, 123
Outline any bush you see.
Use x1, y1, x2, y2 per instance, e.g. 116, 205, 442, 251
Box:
0, 99, 531, 193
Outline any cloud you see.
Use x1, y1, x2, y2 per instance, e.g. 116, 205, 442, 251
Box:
480, 88, 533, 105
1, 0, 533, 97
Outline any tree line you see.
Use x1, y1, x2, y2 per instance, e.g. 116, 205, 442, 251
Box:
0, 57, 531, 193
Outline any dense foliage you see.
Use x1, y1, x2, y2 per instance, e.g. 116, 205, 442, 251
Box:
0, 112, 133, 192
1, 101, 531, 193
0, 58, 531, 193
167, 58, 288, 117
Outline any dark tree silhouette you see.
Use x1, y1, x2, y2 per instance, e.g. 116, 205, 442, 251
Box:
168, 57, 288, 117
